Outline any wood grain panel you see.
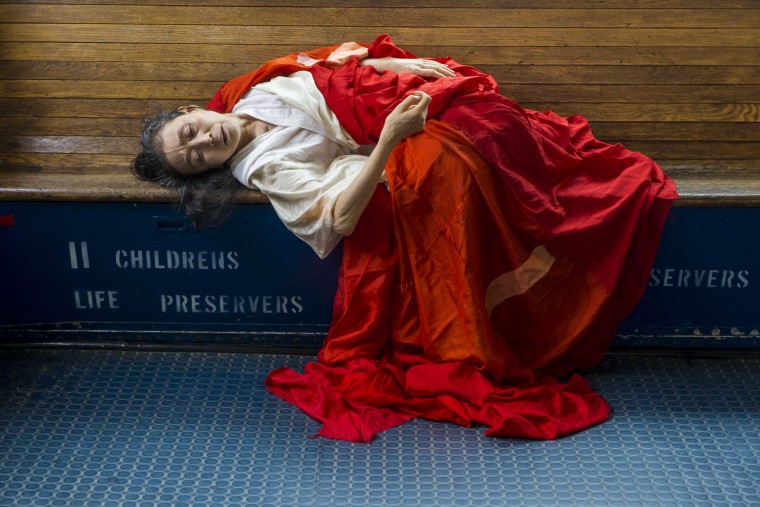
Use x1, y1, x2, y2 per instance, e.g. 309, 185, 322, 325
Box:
4, 61, 758, 86
0, 61, 255, 81
1, 0, 758, 8
4, 137, 756, 161
3, 98, 757, 124
519, 103, 760, 122
3, 25, 758, 47
0, 152, 133, 169
3, 43, 758, 66
0, 80, 216, 99
624, 142, 760, 160
0, 99, 215, 117
2, 136, 138, 154
0, 1, 757, 205
4, 166, 759, 207
3, 6, 758, 28
3, 118, 757, 143
588, 123, 760, 142
662, 160, 759, 175
4, 79, 758, 105
0, 118, 145, 136
503, 85, 760, 104
0, 168, 267, 204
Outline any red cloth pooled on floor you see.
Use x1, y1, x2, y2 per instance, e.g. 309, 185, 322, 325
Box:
210, 35, 678, 442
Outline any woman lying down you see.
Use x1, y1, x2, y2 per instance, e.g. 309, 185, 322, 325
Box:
133, 35, 678, 442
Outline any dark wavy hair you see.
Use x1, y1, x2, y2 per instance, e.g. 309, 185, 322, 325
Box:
131, 110, 242, 228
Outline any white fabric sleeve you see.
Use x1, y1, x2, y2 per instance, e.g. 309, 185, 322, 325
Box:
252, 153, 368, 259
229, 72, 375, 259
253, 71, 359, 149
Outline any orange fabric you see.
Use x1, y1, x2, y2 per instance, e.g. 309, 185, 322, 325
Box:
382, 121, 609, 381
206, 42, 370, 114
312, 36, 677, 378
209, 35, 676, 441
266, 121, 614, 441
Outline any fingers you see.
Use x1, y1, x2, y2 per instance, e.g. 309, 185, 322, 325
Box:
400, 91, 431, 113
394, 58, 455, 79
411, 91, 432, 109
383, 91, 431, 143
416, 60, 456, 78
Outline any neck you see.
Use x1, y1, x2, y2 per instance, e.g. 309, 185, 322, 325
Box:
235, 113, 274, 155
234, 113, 257, 154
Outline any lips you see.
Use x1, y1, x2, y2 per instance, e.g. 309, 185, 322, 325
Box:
220, 126, 228, 146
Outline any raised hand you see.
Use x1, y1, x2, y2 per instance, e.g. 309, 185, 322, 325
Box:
380, 91, 432, 144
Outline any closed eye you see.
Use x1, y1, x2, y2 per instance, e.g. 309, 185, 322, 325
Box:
184, 124, 195, 139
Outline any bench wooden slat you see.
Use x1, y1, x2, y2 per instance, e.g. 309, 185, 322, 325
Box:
665, 174, 760, 207
0, 153, 132, 169
0, 99, 179, 118
3, 119, 758, 143
2, 98, 757, 124
3, 43, 758, 66
4, 61, 758, 86
664, 160, 760, 174
624, 142, 760, 160
588, 123, 760, 142
0, 118, 144, 136
0, 169, 267, 204
5, 79, 759, 107
1, 167, 757, 207
5, 159, 757, 175
488, 67, 760, 85
519, 103, 760, 122
3, 25, 759, 47
2, 137, 138, 155
1, 0, 758, 8
3, 137, 759, 162
503, 85, 760, 103
4, 6, 759, 28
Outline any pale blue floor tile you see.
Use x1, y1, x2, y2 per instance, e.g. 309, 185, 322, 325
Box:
1, 349, 758, 506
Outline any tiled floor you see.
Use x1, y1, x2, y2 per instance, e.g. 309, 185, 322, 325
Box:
0, 348, 758, 506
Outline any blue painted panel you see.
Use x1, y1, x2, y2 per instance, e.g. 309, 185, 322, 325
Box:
1, 202, 758, 348
619, 207, 759, 347
0, 202, 340, 343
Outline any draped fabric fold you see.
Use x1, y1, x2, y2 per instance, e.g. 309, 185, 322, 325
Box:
212, 35, 678, 442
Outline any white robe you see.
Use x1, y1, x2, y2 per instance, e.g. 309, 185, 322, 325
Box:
230, 71, 380, 259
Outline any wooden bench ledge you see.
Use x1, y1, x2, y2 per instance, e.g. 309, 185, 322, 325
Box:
1, 166, 758, 208
0, 169, 267, 204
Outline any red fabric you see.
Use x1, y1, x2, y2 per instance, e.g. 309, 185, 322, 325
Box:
267, 121, 615, 442
212, 35, 678, 442
205, 42, 370, 114
310, 35, 678, 376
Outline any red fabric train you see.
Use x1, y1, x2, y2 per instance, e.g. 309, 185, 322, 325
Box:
208, 35, 678, 442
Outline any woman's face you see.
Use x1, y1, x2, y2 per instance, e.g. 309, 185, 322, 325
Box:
156, 107, 243, 175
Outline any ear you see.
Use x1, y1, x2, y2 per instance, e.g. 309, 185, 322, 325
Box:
177, 105, 201, 114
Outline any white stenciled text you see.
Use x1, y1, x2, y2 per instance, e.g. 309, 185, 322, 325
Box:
160, 294, 304, 314
74, 289, 120, 309
114, 249, 240, 270
649, 268, 749, 288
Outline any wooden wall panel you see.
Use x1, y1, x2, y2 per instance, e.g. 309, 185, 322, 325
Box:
0, 1, 757, 202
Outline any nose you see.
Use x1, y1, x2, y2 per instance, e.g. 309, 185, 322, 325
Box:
189, 132, 214, 148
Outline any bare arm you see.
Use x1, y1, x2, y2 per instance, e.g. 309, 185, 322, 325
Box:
360, 57, 455, 79
332, 91, 432, 236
